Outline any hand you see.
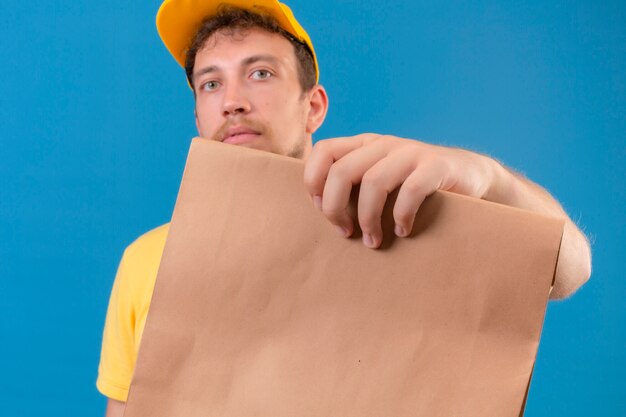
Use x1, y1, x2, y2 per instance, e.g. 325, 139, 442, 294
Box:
303, 133, 503, 248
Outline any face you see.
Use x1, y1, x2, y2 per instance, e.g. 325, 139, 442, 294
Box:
192, 28, 327, 159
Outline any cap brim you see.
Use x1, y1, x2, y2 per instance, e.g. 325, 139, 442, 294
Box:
157, 0, 306, 68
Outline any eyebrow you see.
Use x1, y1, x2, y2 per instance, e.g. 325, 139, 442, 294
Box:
193, 54, 281, 79
242, 54, 280, 67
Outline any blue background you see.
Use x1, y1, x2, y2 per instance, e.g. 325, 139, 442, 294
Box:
0, 0, 623, 415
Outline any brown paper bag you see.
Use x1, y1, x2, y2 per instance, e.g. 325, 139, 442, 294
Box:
124, 138, 563, 417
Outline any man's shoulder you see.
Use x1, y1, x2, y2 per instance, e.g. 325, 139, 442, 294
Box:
121, 223, 170, 271
126, 223, 170, 253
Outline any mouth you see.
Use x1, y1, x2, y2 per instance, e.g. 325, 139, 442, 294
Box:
222, 126, 261, 145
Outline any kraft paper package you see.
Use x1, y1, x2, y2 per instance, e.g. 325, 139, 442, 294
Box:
124, 138, 564, 417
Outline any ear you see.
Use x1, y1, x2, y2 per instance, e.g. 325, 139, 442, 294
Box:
305, 85, 329, 134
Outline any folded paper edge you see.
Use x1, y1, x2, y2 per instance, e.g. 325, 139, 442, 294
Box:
518, 224, 564, 417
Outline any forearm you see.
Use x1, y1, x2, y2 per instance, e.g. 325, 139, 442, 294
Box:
485, 160, 592, 299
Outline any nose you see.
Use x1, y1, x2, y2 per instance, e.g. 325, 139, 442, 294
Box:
221, 82, 251, 117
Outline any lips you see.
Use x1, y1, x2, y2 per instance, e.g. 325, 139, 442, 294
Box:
222, 126, 261, 145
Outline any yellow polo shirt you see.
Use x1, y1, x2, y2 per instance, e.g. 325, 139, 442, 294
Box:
96, 223, 170, 402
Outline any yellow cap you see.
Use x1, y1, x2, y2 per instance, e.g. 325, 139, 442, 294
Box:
156, 0, 319, 82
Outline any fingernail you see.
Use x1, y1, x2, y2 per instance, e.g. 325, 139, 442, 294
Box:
363, 233, 375, 248
395, 225, 406, 237
335, 225, 349, 237
313, 195, 322, 211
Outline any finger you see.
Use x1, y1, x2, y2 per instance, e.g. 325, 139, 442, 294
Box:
393, 163, 447, 237
303, 135, 367, 204
321, 137, 391, 236
304, 133, 383, 204
357, 152, 417, 248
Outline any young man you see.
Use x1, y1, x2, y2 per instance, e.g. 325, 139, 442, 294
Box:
98, 0, 592, 415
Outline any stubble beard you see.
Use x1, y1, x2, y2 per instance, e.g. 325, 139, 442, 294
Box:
210, 117, 309, 160
285, 135, 308, 159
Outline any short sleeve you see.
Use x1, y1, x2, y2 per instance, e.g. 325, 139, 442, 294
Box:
96, 223, 169, 402
96, 250, 137, 402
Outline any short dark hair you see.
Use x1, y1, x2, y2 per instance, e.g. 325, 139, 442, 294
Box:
185, 6, 316, 92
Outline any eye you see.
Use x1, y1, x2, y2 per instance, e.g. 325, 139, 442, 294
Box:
200, 80, 220, 91
251, 69, 272, 80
